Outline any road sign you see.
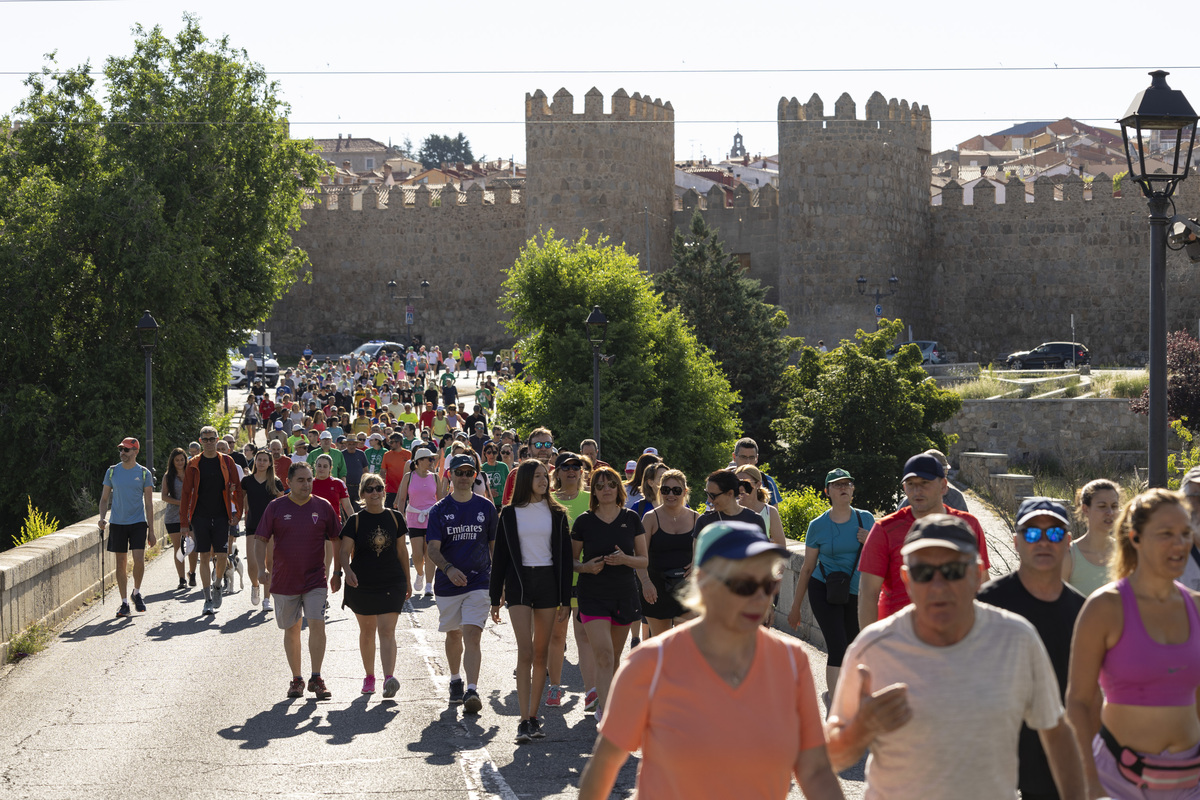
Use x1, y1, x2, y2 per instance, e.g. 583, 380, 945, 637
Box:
406, 305, 415, 314
875, 304, 883, 317
405, 312, 414, 326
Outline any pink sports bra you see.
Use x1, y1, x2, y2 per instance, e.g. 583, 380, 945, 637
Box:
1099, 577, 1200, 707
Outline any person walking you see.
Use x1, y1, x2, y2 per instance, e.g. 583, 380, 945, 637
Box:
340, 473, 411, 698
426, 454, 498, 715
578, 521, 842, 800
1063, 478, 1121, 596
787, 468, 873, 699
479, 442, 509, 507
97, 437, 157, 617
161, 447, 192, 590
697, 470, 766, 534
735, 465, 787, 547
489, 459, 573, 743
638, 468, 699, 638
1066, 488, 1200, 800
181, 426, 243, 616
254, 462, 342, 700
396, 446, 443, 598
241, 449, 283, 611
547, 451, 595, 711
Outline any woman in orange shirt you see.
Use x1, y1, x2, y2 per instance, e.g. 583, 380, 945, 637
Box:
578, 520, 844, 800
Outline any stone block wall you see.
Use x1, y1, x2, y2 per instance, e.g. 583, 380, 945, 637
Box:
675, 185, 781, 304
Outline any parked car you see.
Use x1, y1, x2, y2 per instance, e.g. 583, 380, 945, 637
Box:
342, 340, 408, 362
885, 340, 947, 365
228, 343, 279, 387
1005, 342, 1090, 370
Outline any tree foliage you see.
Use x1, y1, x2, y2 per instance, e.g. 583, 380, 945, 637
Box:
418, 132, 474, 170
1130, 330, 1200, 424
770, 320, 962, 512
656, 209, 799, 459
496, 232, 741, 484
0, 17, 325, 542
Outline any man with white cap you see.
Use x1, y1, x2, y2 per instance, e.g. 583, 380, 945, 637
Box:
266, 419, 290, 453
827, 514, 1086, 800
306, 430, 347, 480
97, 437, 157, 617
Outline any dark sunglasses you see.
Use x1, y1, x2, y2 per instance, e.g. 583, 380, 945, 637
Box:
500, 449, 512, 455
453, 469, 477, 477
1023, 526, 1067, 544
723, 575, 781, 597
532, 441, 554, 449
661, 486, 684, 496
118, 446, 133, 453
706, 490, 729, 501
361, 485, 385, 494
907, 561, 973, 583
738, 481, 754, 494
559, 464, 581, 472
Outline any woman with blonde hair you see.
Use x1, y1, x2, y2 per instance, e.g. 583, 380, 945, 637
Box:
1062, 478, 1121, 596
1066, 488, 1200, 799
637, 468, 698, 638
734, 465, 787, 548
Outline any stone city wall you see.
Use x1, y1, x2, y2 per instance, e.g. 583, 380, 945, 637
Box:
675, 184, 780, 305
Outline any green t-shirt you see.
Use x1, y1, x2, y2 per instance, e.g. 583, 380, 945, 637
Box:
306, 447, 347, 479
555, 490, 591, 589
365, 446, 386, 474
440, 372, 455, 389
475, 387, 493, 409
480, 461, 510, 506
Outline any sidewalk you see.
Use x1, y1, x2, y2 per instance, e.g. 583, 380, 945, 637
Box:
957, 482, 1020, 580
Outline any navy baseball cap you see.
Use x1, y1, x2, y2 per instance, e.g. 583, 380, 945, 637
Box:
900, 514, 978, 557
902, 454, 945, 482
448, 454, 477, 472
695, 521, 788, 567
1016, 497, 1071, 528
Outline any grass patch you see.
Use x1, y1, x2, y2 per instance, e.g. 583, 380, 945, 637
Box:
1089, 371, 1149, 399
953, 376, 1016, 399
7, 622, 52, 663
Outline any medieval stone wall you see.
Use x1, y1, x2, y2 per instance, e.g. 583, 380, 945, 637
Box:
673, 184, 780, 304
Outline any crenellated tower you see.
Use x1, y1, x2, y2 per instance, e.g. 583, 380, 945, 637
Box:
524, 87, 675, 273
776, 90, 933, 342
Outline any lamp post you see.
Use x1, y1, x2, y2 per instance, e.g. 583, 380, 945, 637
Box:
136, 310, 159, 482
388, 278, 431, 346
1119, 70, 1198, 487
585, 306, 608, 450
856, 274, 900, 327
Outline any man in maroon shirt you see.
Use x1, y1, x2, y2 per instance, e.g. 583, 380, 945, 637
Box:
857, 454, 990, 629
255, 461, 343, 700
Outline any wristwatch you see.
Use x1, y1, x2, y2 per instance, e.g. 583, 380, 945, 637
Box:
333, 570, 343, 577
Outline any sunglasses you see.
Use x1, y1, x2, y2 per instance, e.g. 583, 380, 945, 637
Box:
361, 485, 385, 494
907, 561, 973, 583
738, 481, 754, 494
532, 441, 554, 449
594, 480, 620, 490
558, 464, 581, 472
661, 486, 684, 496
723, 575, 781, 597
1023, 526, 1067, 544
118, 446, 133, 453
200, 436, 218, 442
706, 490, 729, 501
501, 450, 512, 455
453, 469, 477, 477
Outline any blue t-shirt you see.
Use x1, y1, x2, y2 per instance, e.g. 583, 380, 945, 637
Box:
103, 462, 154, 525
425, 493, 497, 597
804, 508, 875, 594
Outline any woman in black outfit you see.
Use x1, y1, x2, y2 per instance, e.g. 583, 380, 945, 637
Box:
697, 469, 767, 535
489, 459, 573, 744
340, 472, 411, 698
637, 469, 698, 637
241, 449, 283, 610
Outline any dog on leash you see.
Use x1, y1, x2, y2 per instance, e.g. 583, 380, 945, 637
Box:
213, 544, 245, 595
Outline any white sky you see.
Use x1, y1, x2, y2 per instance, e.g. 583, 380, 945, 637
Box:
2, 0, 1196, 162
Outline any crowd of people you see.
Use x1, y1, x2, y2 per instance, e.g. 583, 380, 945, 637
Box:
95, 345, 1200, 799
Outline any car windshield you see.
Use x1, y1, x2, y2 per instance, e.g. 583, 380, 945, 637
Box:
349, 343, 380, 356
238, 344, 274, 359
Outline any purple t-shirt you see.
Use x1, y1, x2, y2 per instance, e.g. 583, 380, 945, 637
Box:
425, 492, 497, 597
255, 495, 340, 596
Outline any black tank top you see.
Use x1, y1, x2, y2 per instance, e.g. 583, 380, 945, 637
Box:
647, 509, 695, 573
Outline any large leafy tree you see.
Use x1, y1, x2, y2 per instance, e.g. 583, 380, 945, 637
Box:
0, 17, 325, 542
497, 232, 741, 484
1130, 330, 1200, 425
418, 132, 474, 170
771, 320, 962, 512
655, 209, 798, 460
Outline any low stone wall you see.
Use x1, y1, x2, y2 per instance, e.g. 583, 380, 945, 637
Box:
942, 398, 1149, 466
772, 541, 825, 649
0, 502, 165, 662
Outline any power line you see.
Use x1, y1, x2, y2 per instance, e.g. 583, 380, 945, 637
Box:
7, 117, 1134, 126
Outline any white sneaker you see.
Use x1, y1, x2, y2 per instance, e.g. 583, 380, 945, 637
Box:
262, 596, 273, 612
413, 574, 424, 593
250, 586, 261, 606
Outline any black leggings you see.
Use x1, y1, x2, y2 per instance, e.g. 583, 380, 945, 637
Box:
807, 578, 860, 667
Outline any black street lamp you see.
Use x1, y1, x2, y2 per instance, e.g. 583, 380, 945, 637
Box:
136, 310, 159, 482
388, 278, 431, 346
1120, 70, 1198, 487
585, 306, 608, 450
855, 274, 900, 327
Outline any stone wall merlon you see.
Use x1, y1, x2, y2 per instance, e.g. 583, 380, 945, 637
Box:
777, 91, 930, 126
313, 185, 522, 212
525, 87, 674, 121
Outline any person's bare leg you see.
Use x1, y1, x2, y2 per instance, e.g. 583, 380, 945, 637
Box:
246, 537, 260, 589
308, 618, 326, 674
212, 552, 227, 584
584, 619, 616, 713
198, 551, 212, 590
528, 608, 556, 719
170, 532, 185, 579
356, 613, 378, 675
445, 629, 464, 675
131, 550, 145, 593
462, 625, 483, 686
284, 620, 303, 675
646, 617, 673, 638
572, 613, 597, 693
547, 612, 569, 687
508, 605, 534, 719
114, 551, 129, 600
378, 613, 399, 676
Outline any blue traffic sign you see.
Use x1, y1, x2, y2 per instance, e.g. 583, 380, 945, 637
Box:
875, 304, 883, 316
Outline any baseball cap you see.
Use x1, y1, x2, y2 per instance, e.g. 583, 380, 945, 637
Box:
695, 521, 788, 567
412, 447, 435, 461
555, 451, 583, 470
319, 430, 333, 440
902, 454, 945, 482
1016, 497, 1072, 528
625, 460, 637, 473
825, 468, 853, 486
900, 514, 979, 557
449, 454, 477, 472
643, 447, 659, 456
336, 435, 347, 443
1182, 467, 1200, 495
274, 420, 284, 430
119, 437, 140, 450
292, 424, 303, 432
368, 433, 383, 442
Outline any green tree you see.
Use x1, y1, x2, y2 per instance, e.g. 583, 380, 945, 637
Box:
418, 132, 474, 170
0, 17, 325, 542
656, 209, 799, 460
497, 232, 741, 483
770, 320, 962, 512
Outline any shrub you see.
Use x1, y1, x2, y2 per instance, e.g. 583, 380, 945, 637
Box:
777, 487, 831, 541
15, 497, 58, 547
1130, 331, 1200, 421
7, 622, 52, 663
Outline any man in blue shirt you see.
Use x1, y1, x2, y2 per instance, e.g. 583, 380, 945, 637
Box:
97, 437, 157, 617
426, 454, 497, 714
731, 437, 782, 505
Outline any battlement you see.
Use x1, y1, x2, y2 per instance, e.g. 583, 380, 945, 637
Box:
679, 183, 779, 211
934, 171, 1200, 211
306, 183, 524, 213
525, 87, 675, 121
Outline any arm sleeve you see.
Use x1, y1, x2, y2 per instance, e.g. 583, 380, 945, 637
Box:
857, 523, 889, 577
425, 508, 443, 546
339, 513, 356, 541
597, 644, 657, 752
489, 512, 510, 605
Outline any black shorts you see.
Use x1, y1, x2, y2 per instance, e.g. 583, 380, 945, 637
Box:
576, 591, 641, 626
106, 522, 148, 553
191, 515, 229, 554
165, 522, 181, 535
409, 528, 426, 539
343, 583, 408, 616
505, 566, 560, 609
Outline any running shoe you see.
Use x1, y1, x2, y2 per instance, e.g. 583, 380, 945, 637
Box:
413, 574, 424, 594
423, 588, 434, 599
308, 676, 331, 700
116, 601, 132, 618
529, 717, 545, 739
131, 593, 146, 613
584, 689, 598, 713
250, 586, 261, 606
177, 577, 187, 591
545, 685, 564, 707
515, 719, 532, 744
462, 688, 482, 714
382, 676, 400, 698
362, 676, 376, 694
630, 637, 641, 648
202, 600, 214, 616
448, 678, 466, 705
262, 597, 273, 612
211, 589, 223, 610
287, 677, 305, 698
188, 572, 196, 587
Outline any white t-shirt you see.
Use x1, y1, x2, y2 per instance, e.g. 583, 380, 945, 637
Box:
514, 502, 554, 567
832, 602, 1063, 800
475, 356, 487, 371
445, 356, 457, 373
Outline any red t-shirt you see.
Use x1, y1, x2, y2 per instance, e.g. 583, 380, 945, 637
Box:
858, 505, 991, 620
312, 477, 349, 523
419, 409, 435, 430
274, 456, 292, 490
255, 495, 340, 596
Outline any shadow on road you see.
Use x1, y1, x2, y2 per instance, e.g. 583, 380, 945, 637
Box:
57, 615, 134, 642
143, 614, 220, 641
218, 699, 321, 749
406, 707, 500, 765
315, 694, 401, 744
217, 611, 272, 635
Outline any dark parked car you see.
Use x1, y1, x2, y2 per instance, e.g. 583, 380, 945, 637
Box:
1005, 342, 1089, 369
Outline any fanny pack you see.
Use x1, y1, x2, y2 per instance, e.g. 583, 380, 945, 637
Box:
1101, 726, 1200, 791
820, 512, 864, 606
661, 568, 688, 581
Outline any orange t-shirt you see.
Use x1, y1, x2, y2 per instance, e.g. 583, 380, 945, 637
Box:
600, 620, 825, 799
381, 449, 412, 493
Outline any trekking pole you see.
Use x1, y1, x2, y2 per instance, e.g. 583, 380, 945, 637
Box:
98, 523, 105, 604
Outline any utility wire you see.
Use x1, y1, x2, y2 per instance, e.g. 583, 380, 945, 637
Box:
2, 65, 1199, 76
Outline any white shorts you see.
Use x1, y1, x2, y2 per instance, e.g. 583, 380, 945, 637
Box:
436, 589, 490, 632
273, 588, 327, 630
